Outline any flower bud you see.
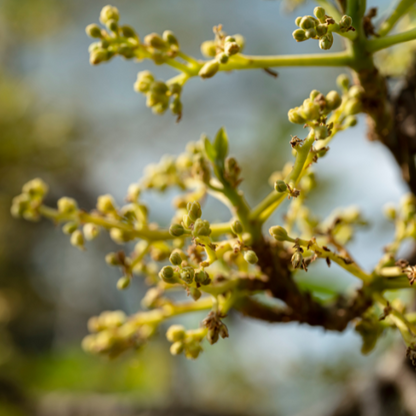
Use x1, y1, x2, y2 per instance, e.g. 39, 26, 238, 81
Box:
349, 85, 364, 99
100, 5, 120, 24
105, 252, 120, 266
97, 194, 116, 213
339, 15, 353, 31
120, 25, 136, 38
163, 30, 179, 46
57, 197, 78, 215
269, 225, 289, 241
11, 194, 30, 218
180, 267, 195, 284
224, 42, 240, 56
337, 74, 350, 90
233, 34, 245, 51
62, 222, 78, 235
343, 115, 357, 128
170, 341, 184, 355
117, 276, 130, 290
231, 220, 243, 235
200, 40, 217, 58
169, 250, 183, 266
314, 7, 326, 21
182, 214, 193, 228
70, 230, 85, 250
291, 251, 303, 269
345, 98, 362, 116
170, 96, 182, 116
300, 16, 316, 30
106, 19, 118, 32
310, 90, 321, 101
325, 90, 342, 111
244, 250, 258, 265
22, 178, 49, 198
86, 24, 103, 38
305, 28, 317, 39
170, 223, 185, 237
292, 29, 307, 42
316, 24, 328, 37
166, 324, 186, 342
83, 223, 100, 241
319, 33, 333, 50
90, 48, 109, 65
314, 125, 329, 140
219, 322, 229, 339
159, 265, 175, 282
144, 33, 167, 49
295, 16, 302, 26
274, 180, 287, 193
288, 108, 306, 124
300, 100, 320, 121
190, 287, 201, 301
195, 270, 211, 285
187, 201, 202, 222
199, 60, 220, 79
193, 219, 211, 237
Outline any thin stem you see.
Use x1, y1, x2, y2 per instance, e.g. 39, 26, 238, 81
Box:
367, 27, 416, 53
378, 0, 416, 37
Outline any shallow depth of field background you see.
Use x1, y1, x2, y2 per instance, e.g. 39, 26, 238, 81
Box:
0, 0, 407, 415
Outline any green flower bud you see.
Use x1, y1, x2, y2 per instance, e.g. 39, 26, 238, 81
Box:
180, 267, 195, 284
166, 324, 186, 342
152, 101, 169, 115
57, 197, 78, 215
62, 221, 78, 235
244, 250, 258, 265
199, 60, 220, 79
126, 183, 141, 202
159, 265, 175, 282
105, 252, 120, 266
339, 15, 353, 31
182, 214, 193, 228
86, 24, 103, 38
207, 328, 219, 345
292, 29, 307, 42
193, 219, 211, 237
291, 251, 303, 269
231, 220, 243, 235
219, 322, 229, 339
319, 33, 333, 50
170, 223, 186, 237
300, 100, 320, 121
314, 125, 329, 140
310, 90, 321, 101
100, 5, 120, 24
97, 194, 116, 213
349, 85, 364, 99
106, 19, 118, 32
90, 48, 109, 65
274, 180, 287, 193
100, 39, 110, 49
233, 34, 245, 51
163, 30, 179, 46
305, 28, 317, 39
200, 40, 217, 58
288, 108, 306, 124
295, 16, 303, 27
169, 83, 182, 95
325, 90, 342, 110
187, 201, 202, 222
337, 74, 350, 90
70, 230, 85, 250
344, 98, 362, 116
169, 250, 183, 266
195, 270, 211, 285
117, 276, 131, 290
184, 341, 203, 359
144, 33, 167, 49
83, 223, 100, 241
343, 115, 357, 128
300, 16, 316, 30
120, 25, 136, 38
224, 42, 240, 56
11, 194, 30, 218
118, 44, 134, 59
217, 52, 229, 64
269, 225, 289, 241
110, 228, 130, 244
190, 287, 202, 301
317, 147, 329, 158
314, 7, 326, 21
150, 81, 169, 95
316, 24, 328, 37
170, 341, 184, 355
22, 178, 49, 198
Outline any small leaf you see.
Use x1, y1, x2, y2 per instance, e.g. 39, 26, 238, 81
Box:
213, 127, 229, 162
202, 135, 216, 162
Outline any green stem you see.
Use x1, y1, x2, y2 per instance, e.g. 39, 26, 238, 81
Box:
378, 0, 416, 37
367, 27, 416, 52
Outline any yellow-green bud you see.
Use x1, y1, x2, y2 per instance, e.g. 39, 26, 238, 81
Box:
70, 230, 85, 250
170, 223, 185, 237
300, 16, 316, 30
343, 115, 357, 128
120, 25, 136, 38
231, 220, 243, 235
170, 96, 182, 116
187, 201, 202, 222
185, 342, 202, 359
300, 100, 320, 121
274, 180, 287, 193
305, 28, 317, 39
182, 214, 193, 228
117, 276, 130, 290
90, 48, 109, 65
316, 24, 328, 37
217, 52, 229, 64
337, 74, 350, 90
314, 125, 329, 140
62, 222, 78, 235
190, 287, 201, 301
244, 250, 258, 265
106, 19, 118, 32
193, 219, 211, 237
126, 183, 141, 202
224, 42, 240, 56
269, 225, 289, 241
170, 341, 184, 355
100, 5, 120, 24
195, 270, 211, 285
310, 90, 320, 101
86, 24, 102, 38
288, 108, 306, 124
159, 265, 175, 282
169, 250, 183, 266
105, 252, 120, 266
339, 15, 352, 31
200, 40, 217, 58
97, 194, 116, 213
345, 98, 362, 116
180, 267, 195, 284
166, 324, 186, 342
291, 251, 303, 269
199, 60, 220, 79
11, 194, 30, 218
293, 29, 307, 42
233, 34, 245, 51
83, 223, 100, 241
57, 197, 78, 215
349, 85, 364, 99
144, 33, 167, 49
163, 30, 178, 46
295, 16, 302, 27
314, 7, 326, 21
383, 204, 397, 221
319, 33, 333, 50
169, 83, 182, 95
325, 90, 342, 110
22, 178, 49, 198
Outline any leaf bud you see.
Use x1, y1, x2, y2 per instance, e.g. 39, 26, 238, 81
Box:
314, 7, 326, 21
105, 252, 120, 266
62, 222, 78, 235
199, 60, 220, 79
187, 201, 202, 222
86, 24, 103, 38
244, 250, 258, 265
169, 250, 183, 266
231, 220, 243, 235
291, 251, 303, 269
319, 33, 333, 50
22, 178, 49, 198
200, 40, 217, 58
195, 270, 211, 285
159, 265, 175, 282
325, 90, 342, 110
100, 5, 120, 24
274, 180, 287, 193
166, 324, 186, 342
288, 108, 306, 124
224, 42, 240, 56
144, 33, 167, 49
292, 29, 307, 42
117, 276, 131, 290
193, 219, 211, 237
97, 194, 117, 213
300, 16, 316, 30
337, 74, 350, 90
57, 197, 78, 215
269, 225, 289, 241
163, 30, 179, 46
83, 223, 100, 241
70, 230, 85, 250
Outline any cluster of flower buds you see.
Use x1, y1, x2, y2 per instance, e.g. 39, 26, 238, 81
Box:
11, 178, 49, 221
166, 325, 205, 359
199, 26, 245, 79
82, 310, 155, 358
292, 7, 354, 50
134, 71, 183, 118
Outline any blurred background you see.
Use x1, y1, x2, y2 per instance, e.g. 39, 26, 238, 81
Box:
0, 0, 413, 415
